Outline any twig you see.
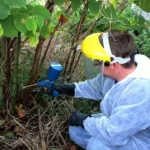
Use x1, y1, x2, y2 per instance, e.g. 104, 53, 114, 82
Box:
72, 21, 97, 48
71, 52, 82, 74
38, 108, 47, 150
20, 37, 28, 48
44, 113, 58, 133
49, 120, 65, 142
19, 138, 32, 150
22, 84, 37, 89
8, 37, 17, 50
49, 125, 60, 141
29, 37, 45, 82
58, 130, 66, 146
39, 5, 71, 68
63, 2, 88, 75
39, 23, 60, 68
0, 136, 5, 140
2, 140, 14, 148
13, 119, 25, 130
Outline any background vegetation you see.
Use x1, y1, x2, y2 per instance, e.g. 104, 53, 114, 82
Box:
0, 0, 150, 149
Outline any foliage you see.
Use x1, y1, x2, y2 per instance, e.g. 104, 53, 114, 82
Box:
0, 2, 51, 41
0, 0, 150, 149
134, 30, 150, 57
134, 0, 150, 13
0, 0, 149, 130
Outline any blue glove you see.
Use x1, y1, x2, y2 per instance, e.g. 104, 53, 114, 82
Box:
68, 111, 89, 128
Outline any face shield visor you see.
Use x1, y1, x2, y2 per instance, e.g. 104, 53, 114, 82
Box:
80, 33, 110, 80
81, 32, 131, 80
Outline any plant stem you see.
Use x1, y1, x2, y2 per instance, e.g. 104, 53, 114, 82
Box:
11, 33, 21, 112
63, 2, 88, 75
0, 37, 6, 108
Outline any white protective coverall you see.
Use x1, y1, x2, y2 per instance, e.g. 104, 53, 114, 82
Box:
69, 54, 150, 150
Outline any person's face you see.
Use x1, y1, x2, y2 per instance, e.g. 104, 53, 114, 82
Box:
97, 61, 115, 78
103, 65, 112, 77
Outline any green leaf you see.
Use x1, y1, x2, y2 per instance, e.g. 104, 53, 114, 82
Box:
71, 0, 81, 11
135, 14, 146, 26
11, 5, 32, 15
88, 1, 101, 15
35, 16, 44, 28
18, 104, 23, 110
25, 17, 37, 33
0, 16, 18, 37
101, 4, 117, 20
112, 25, 128, 31
134, 0, 150, 12
0, 0, 10, 20
3, 0, 26, 8
110, 0, 116, 8
15, 106, 19, 111
55, 10, 63, 19
54, 0, 64, 6
0, 24, 3, 37
13, 14, 28, 33
4, 132, 15, 138
31, 5, 50, 19
40, 25, 50, 38
48, 24, 55, 33
28, 32, 39, 47
129, 0, 134, 3
0, 120, 5, 126
87, 0, 94, 1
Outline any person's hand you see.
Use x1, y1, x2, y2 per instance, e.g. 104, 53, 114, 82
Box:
39, 84, 75, 96
39, 86, 54, 95
68, 111, 89, 128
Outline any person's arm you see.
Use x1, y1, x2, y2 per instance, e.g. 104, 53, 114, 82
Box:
83, 82, 150, 146
44, 74, 115, 100
75, 74, 115, 100
53, 84, 75, 96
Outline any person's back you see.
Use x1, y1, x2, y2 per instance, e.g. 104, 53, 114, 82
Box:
98, 77, 150, 149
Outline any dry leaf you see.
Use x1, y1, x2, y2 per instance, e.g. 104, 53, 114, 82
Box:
0, 120, 5, 126
58, 15, 68, 24
70, 144, 77, 150
44, 87, 47, 91
14, 126, 24, 134
18, 110, 25, 118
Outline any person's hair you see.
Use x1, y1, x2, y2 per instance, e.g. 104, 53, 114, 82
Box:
100, 30, 135, 68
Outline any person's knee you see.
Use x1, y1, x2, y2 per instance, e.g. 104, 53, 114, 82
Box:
68, 126, 90, 149
69, 126, 82, 141
86, 137, 109, 150
69, 126, 85, 141
68, 126, 74, 140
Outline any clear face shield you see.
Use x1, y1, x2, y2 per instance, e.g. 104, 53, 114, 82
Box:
82, 53, 110, 87
82, 55, 101, 79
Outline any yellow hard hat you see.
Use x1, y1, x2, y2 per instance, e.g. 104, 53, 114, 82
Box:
81, 33, 111, 62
